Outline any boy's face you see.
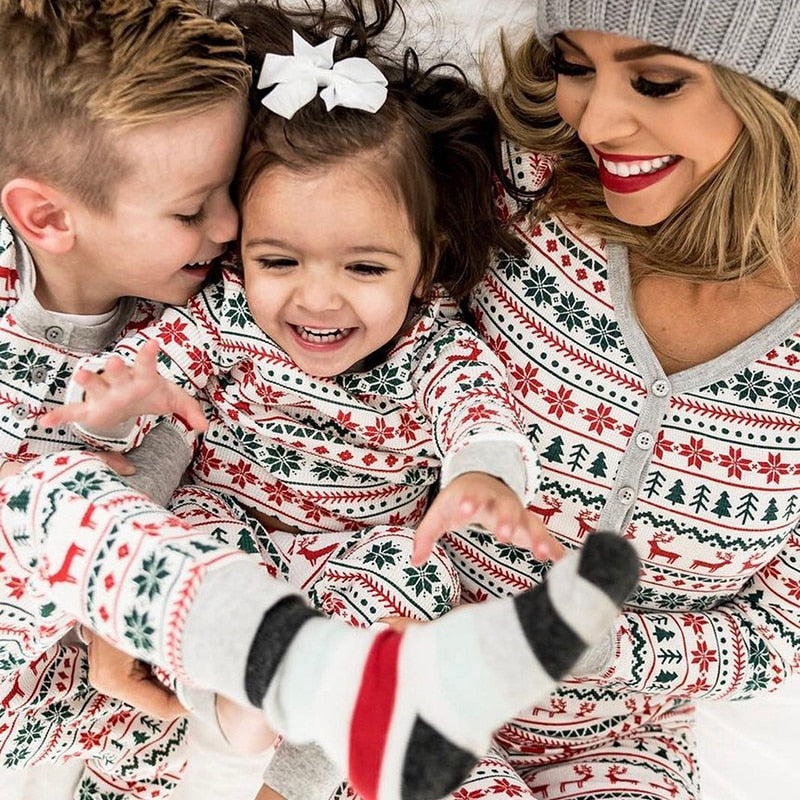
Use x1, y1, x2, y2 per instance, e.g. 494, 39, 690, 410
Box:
62, 98, 246, 313
240, 160, 423, 377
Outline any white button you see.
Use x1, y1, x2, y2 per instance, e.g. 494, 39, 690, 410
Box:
30, 366, 48, 383
635, 432, 654, 450
12, 403, 27, 420
45, 326, 64, 343
617, 486, 636, 505
651, 379, 670, 397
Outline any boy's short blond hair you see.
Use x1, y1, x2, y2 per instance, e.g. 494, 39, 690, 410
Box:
0, 0, 251, 211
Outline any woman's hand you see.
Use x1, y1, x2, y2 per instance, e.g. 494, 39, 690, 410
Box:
413, 472, 564, 565
83, 628, 186, 720
40, 339, 207, 433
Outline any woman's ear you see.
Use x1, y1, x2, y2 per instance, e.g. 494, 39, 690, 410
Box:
1, 178, 77, 254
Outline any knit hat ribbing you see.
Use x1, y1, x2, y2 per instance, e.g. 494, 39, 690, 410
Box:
536, 0, 800, 100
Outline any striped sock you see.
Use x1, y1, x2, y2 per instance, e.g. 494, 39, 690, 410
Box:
247, 532, 639, 800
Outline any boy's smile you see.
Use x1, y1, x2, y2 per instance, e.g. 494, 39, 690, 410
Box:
240, 160, 423, 377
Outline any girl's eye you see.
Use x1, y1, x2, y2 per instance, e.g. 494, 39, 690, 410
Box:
551, 53, 593, 78
257, 258, 297, 269
348, 263, 387, 276
631, 76, 686, 97
175, 207, 207, 227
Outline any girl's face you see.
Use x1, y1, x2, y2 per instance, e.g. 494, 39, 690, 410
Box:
240, 160, 423, 377
553, 30, 743, 226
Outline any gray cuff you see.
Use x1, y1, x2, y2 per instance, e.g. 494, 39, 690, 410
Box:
263, 742, 343, 800
121, 422, 192, 506
441, 439, 527, 500
176, 683, 221, 732
569, 629, 615, 677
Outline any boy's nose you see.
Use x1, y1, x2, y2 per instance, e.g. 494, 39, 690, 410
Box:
207, 192, 239, 245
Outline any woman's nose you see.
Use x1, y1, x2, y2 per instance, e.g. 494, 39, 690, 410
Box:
573, 77, 640, 149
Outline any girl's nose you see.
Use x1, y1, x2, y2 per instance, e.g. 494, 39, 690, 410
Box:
294, 275, 344, 312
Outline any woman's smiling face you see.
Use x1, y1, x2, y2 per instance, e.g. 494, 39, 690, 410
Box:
553, 30, 743, 226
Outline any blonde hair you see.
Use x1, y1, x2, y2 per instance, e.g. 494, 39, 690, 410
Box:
490, 31, 800, 285
0, 0, 251, 211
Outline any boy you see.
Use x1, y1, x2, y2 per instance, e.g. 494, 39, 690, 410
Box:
0, 1, 249, 797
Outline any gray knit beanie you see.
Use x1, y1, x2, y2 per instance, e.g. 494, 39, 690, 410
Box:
536, 0, 800, 99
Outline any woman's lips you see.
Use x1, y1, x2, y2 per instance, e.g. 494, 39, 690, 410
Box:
595, 151, 682, 194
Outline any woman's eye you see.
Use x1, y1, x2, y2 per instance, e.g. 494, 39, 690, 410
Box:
631, 76, 686, 97
349, 263, 387, 276
551, 53, 594, 78
175, 207, 207, 227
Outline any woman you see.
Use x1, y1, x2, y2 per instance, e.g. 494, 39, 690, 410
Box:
444, 1, 800, 798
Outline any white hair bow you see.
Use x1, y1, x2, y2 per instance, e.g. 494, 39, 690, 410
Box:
257, 31, 388, 120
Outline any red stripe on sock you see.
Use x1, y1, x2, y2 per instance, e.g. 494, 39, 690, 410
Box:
349, 629, 400, 800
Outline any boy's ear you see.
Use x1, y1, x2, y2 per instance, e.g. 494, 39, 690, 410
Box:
1, 178, 77, 254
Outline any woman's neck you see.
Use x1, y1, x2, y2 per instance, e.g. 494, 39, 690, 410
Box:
630, 258, 800, 375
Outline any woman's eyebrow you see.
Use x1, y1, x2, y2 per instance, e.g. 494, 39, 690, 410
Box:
555, 32, 684, 62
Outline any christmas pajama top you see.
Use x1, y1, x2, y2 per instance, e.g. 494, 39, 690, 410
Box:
74, 267, 541, 534
0, 217, 191, 792
460, 146, 800, 753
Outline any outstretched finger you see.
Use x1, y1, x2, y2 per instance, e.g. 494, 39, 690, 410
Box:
132, 340, 163, 374
509, 512, 565, 561
165, 383, 208, 432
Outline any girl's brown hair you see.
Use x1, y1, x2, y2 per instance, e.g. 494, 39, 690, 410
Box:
224, 0, 523, 302
490, 31, 800, 285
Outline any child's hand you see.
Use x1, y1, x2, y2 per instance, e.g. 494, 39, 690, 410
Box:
41, 340, 207, 433
215, 694, 278, 754
255, 786, 289, 800
1, 451, 135, 479
413, 472, 565, 565
83, 628, 186, 720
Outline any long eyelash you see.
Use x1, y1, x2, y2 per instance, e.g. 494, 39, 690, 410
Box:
350, 264, 387, 276
631, 76, 686, 98
257, 258, 296, 269
551, 53, 594, 77
176, 208, 207, 227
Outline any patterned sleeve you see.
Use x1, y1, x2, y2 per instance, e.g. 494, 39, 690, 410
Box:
604, 531, 800, 700
70, 274, 241, 452
413, 310, 541, 504
0, 219, 21, 314
494, 139, 555, 225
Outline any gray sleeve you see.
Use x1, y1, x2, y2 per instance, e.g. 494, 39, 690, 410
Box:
119, 422, 193, 507
263, 742, 343, 800
441, 438, 528, 500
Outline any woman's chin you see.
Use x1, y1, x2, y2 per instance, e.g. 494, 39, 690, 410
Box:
603, 194, 672, 228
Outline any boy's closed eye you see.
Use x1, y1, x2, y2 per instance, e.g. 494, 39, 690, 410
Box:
175, 206, 207, 226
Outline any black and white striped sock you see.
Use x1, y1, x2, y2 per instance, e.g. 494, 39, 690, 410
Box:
247, 532, 639, 800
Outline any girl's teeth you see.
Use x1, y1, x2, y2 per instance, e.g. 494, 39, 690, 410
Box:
296, 326, 348, 343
